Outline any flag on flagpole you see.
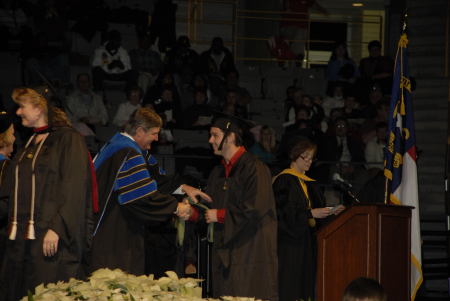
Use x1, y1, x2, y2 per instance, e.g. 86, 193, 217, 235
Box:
383, 32, 423, 300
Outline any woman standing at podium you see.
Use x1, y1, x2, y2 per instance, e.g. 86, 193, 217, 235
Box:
273, 138, 344, 301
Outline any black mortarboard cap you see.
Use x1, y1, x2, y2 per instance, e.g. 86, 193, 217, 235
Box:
211, 111, 256, 150
211, 111, 254, 134
0, 112, 13, 133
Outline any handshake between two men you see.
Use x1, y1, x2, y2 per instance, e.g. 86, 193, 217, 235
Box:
174, 184, 213, 220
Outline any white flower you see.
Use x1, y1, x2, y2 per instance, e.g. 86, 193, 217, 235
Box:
27, 268, 262, 301
165, 271, 179, 281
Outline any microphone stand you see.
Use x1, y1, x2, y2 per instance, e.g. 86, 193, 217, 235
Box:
335, 181, 361, 204
344, 187, 361, 204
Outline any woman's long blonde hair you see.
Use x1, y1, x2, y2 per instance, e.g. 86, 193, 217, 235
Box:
11, 87, 71, 127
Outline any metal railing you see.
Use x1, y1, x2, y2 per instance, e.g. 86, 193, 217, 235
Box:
175, 1, 384, 67
234, 8, 383, 66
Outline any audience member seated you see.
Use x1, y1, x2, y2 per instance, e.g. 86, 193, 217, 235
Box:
222, 102, 237, 116
249, 125, 278, 168
342, 277, 387, 301
199, 36, 235, 94
284, 87, 304, 125
284, 105, 312, 134
129, 34, 163, 96
154, 113, 174, 149
279, 106, 323, 169
358, 40, 394, 96
365, 122, 387, 171
360, 99, 390, 144
152, 87, 181, 129
144, 71, 180, 106
112, 86, 143, 127
360, 83, 384, 118
326, 41, 358, 95
182, 89, 213, 129
92, 30, 138, 92
321, 107, 344, 134
217, 69, 252, 109
181, 74, 213, 109
221, 89, 248, 119
322, 84, 345, 117
316, 117, 365, 183
341, 92, 363, 120
301, 93, 325, 130
165, 35, 200, 87
66, 73, 108, 135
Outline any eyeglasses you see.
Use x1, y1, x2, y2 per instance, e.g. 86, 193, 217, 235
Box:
300, 155, 316, 163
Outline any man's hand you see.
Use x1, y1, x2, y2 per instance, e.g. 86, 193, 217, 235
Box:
181, 184, 212, 203
176, 202, 192, 220
205, 209, 218, 224
43, 229, 59, 257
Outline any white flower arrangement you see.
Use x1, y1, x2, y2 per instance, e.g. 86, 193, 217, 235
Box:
23, 269, 263, 301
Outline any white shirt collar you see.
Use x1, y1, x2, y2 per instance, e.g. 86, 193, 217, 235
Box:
120, 132, 136, 142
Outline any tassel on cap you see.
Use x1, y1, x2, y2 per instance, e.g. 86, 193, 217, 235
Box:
8, 221, 17, 240
25, 220, 36, 240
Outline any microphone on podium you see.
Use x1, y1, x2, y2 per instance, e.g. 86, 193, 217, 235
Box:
332, 173, 360, 203
332, 173, 353, 188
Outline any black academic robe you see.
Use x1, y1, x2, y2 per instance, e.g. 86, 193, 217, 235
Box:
91, 134, 178, 276
0, 127, 94, 301
272, 173, 326, 301
206, 152, 278, 301
144, 152, 183, 278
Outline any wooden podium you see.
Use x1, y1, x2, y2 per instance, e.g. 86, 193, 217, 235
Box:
316, 204, 412, 301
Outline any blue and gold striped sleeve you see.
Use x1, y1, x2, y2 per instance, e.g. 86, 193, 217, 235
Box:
146, 153, 166, 176
114, 154, 158, 204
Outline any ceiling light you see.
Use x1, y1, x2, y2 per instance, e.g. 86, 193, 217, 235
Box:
352, 3, 364, 7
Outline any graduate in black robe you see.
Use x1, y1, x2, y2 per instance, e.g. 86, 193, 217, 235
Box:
201, 115, 278, 300
91, 108, 209, 276
273, 139, 345, 301
0, 88, 94, 301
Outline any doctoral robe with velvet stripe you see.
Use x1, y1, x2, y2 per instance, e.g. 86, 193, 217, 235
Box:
90, 133, 178, 275
143, 151, 184, 277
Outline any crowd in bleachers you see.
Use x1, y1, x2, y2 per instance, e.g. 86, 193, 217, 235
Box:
0, 0, 397, 202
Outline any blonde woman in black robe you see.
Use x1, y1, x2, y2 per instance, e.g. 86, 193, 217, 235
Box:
0, 88, 94, 301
